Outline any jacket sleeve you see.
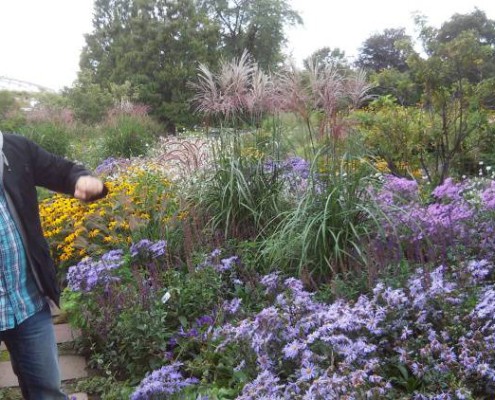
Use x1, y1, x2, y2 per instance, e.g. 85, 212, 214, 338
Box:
27, 137, 91, 196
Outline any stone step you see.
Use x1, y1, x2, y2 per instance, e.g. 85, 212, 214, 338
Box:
0, 323, 80, 351
0, 354, 88, 388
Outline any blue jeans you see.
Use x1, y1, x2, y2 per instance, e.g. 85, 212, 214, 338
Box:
0, 303, 66, 399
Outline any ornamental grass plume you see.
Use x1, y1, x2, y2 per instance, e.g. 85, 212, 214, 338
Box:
191, 50, 265, 121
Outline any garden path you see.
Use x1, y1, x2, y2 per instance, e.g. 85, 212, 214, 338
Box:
0, 303, 89, 399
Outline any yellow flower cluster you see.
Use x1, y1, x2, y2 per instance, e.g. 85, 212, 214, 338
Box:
373, 158, 423, 179
240, 146, 264, 161
39, 166, 177, 268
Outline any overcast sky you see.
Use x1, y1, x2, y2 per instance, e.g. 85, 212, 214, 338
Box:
1, 0, 494, 91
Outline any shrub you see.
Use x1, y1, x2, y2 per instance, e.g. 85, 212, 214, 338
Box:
63, 245, 238, 385
209, 262, 495, 399
18, 122, 72, 157
368, 175, 495, 266
100, 105, 162, 159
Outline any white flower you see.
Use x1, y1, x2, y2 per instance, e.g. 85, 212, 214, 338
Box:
161, 291, 171, 304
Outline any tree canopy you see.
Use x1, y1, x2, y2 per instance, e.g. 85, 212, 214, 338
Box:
354, 28, 416, 73
78, 0, 302, 129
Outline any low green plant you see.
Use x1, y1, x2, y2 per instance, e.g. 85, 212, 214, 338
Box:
18, 122, 72, 157
75, 376, 134, 400
101, 113, 162, 159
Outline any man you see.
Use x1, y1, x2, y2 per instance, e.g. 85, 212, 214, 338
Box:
0, 131, 107, 399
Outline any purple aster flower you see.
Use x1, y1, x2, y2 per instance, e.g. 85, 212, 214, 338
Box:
299, 362, 317, 381
222, 298, 242, 315
130, 362, 198, 400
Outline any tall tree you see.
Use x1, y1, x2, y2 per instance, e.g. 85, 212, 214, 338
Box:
416, 9, 495, 83
406, 14, 495, 183
80, 0, 220, 130
303, 47, 350, 72
355, 28, 416, 73
200, 0, 302, 71
436, 8, 495, 46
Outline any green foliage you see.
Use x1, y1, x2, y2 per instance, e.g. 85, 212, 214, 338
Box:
196, 152, 286, 240
18, 122, 72, 157
64, 70, 113, 124
0, 90, 18, 117
75, 376, 134, 400
202, 0, 302, 71
0, 90, 25, 132
80, 0, 220, 130
369, 68, 421, 106
100, 113, 161, 158
65, 254, 226, 384
354, 96, 425, 178
355, 28, 417, 73
303, 46, 350, 72
262, 149, 375, 284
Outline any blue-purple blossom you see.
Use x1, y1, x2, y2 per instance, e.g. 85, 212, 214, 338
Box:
130, 362, 198, 400
94, 157, 127, 175
67, 250, 124, 292
212, 257, 495, 398
222, 298, 242, 315
130, 239, 167, 259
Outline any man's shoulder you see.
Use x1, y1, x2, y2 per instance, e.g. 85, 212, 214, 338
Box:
3, 133, 34, 151
4, 132, 28, 143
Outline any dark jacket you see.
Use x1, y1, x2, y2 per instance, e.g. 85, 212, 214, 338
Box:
2, 133, 91, 305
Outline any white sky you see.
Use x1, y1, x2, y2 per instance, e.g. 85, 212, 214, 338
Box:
0, 0, 494, 91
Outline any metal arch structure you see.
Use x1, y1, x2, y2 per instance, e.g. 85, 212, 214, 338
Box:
0, 76, 55, 93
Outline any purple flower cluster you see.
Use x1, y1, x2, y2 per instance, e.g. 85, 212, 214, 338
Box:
67, 239, 168, 293
130, 362, 199, 400
264, 156, 310, 196
212, 260, 495, 398
94, 157, 129, 176
196, 248, 239, 273
67, 249, 125, 292
130, 239, 167, 259
369, 175, 495, 263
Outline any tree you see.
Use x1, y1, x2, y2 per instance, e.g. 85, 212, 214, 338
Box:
416, 9, 495, 83
406, 15, 495, 183
355, 28, 416, 73
200, 0, 302, 71
0, 90, 18, 118
64, 70, 113, 124
303, 47, 350, 72
80, 0, 220, 130
436, 8, 495, 46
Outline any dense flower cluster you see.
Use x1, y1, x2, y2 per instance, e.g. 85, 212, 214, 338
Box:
264, 156, 310, 196
39, 164, 176, 267
211, 261, 495, 399
130, 362, 199, 400
67, 240, 167, 293
67, 249, 125, 292
369, 175, 495, 263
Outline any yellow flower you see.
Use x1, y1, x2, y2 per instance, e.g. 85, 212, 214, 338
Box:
89, 229, 100, 238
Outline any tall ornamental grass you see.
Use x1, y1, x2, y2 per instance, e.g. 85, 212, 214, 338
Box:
262, 150, 377, 285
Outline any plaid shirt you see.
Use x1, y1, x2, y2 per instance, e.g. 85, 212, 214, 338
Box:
0, 184, 45, 331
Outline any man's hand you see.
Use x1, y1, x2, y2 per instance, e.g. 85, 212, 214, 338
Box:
74, 176, 107, 202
